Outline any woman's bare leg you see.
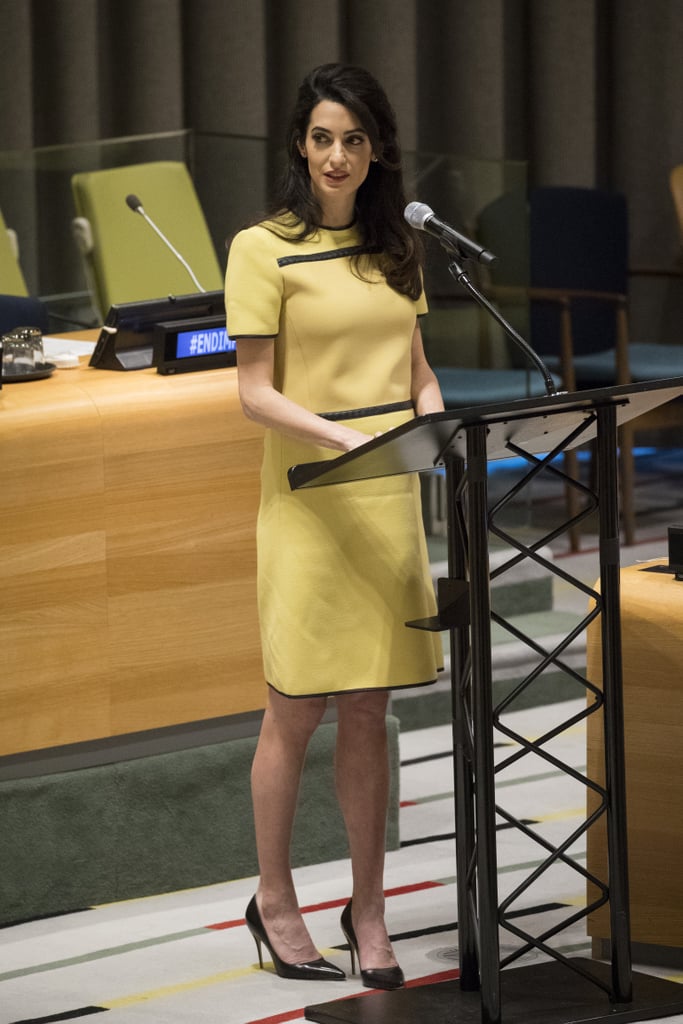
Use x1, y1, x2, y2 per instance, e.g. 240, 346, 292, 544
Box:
335, 690, 398, 968
251, 687, 327, 964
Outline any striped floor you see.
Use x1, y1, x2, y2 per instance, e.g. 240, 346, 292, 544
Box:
2, 699, 681, 1024
2, 448, 681, 1023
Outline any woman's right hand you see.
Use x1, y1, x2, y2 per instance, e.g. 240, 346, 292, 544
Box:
341, 427, 379, 452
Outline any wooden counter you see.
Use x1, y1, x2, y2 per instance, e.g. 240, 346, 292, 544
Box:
0, 358, 266, 757
586, 559, 683, 949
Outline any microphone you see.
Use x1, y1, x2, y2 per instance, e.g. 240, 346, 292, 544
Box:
406, 202, 557, 395
404, 201, 497, 266
125, 193, 206, 293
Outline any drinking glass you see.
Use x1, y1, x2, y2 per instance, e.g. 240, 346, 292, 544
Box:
1, 326, 45, 377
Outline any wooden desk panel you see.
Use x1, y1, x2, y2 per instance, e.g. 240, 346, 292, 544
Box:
1, 372, 109, 753
586, 560, 683, 948
0, 361, 265, 756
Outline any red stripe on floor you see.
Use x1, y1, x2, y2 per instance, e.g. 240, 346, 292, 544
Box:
383, 881, 444, 897
205, 916, 244, 931
405, 967, 460, 987
243, 968, 460, 1023
206, 880, 445, 930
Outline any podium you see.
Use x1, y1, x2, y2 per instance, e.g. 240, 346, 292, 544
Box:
288, 379, 683, 1024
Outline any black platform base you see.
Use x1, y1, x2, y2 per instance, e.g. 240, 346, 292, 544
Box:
305, 959, 683, 1024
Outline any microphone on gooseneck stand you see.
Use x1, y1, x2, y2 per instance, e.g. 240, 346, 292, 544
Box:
124, 193, 206, 293
405, 201, 498, 266
404, 200, 559, 397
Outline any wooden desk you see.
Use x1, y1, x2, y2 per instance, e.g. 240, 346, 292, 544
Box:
586, 560, 683, 949
0, 357, 265, 757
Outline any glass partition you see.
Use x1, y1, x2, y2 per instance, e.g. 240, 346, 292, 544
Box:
0, 133, 527, 358
0, 131, 271, 329
403, 151, 528, 371
0, 132, 191, 326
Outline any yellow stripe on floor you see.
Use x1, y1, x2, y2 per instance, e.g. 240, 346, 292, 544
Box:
103, 964, 260, 1007
102, 948, 342, 1009
531, 806, 586, 823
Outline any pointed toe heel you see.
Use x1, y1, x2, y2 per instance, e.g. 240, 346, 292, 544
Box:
340, 900, 405, 991
245, 896, 346, 982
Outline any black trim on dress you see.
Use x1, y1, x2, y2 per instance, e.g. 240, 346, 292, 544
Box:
277, 245, 380, 268
230, 334, 277, 340
318, 400, 414, 421
266, 676, 440, 700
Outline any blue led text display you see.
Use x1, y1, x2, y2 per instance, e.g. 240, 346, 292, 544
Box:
176, 327, 235, 359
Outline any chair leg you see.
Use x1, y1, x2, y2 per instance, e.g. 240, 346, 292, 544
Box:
619, 423, 636, 546
564, 448, 582, 553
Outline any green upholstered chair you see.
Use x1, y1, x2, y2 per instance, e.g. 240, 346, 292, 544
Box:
71, 161, 224, 319
0, 207, 29, 297
671, 164, 683, 246
0, 209, 50, 335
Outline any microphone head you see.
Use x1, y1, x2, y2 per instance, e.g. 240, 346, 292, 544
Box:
125, 193, 143, 213
404, 201, 434, 230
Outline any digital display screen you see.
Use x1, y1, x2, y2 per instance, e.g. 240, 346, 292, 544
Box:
153, 315, 236, 374
175, 326, 236, 359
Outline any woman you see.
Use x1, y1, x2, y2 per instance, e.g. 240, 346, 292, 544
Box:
225, 62, 444, 990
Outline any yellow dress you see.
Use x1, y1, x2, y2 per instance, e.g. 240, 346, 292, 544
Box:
225, 219, 442, 697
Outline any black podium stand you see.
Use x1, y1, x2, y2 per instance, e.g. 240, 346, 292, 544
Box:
288, 379, 683, 1024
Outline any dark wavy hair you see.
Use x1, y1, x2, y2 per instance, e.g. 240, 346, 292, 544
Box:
265, 62, 423, 300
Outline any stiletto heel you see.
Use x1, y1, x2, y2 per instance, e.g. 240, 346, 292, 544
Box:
340, 900, 405, 991
245, 896, 346, 981
252, 929, 264, 969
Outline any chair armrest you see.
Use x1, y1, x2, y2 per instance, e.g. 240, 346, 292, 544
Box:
528, 285, 627, 305
484, 283, 627, 305
629, 264, 683, 279
71, 216, 94, 255
482, 284, 631, 391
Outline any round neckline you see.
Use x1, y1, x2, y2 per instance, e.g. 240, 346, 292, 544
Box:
319, 219, 357, 231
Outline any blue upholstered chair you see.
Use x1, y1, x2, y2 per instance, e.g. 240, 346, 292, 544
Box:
423, 185, 561, 412
477, 186, 683, 545
432, 365, 557, 406
0, 294, 50, 336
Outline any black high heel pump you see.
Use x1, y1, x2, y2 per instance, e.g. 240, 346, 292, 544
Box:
245, 896, 346, 981
340, 900, 405, 991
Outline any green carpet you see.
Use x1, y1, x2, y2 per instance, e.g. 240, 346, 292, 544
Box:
0, 716, 400, 926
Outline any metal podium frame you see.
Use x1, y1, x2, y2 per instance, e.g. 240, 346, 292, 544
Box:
288, 378, 683, 1024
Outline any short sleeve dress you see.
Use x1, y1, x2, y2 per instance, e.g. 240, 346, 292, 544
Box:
225, 218, 443, 698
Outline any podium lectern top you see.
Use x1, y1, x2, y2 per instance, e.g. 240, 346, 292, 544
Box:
289, 378, 683, 491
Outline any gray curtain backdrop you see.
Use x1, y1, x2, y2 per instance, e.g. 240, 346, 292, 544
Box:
1, 0, 682, 339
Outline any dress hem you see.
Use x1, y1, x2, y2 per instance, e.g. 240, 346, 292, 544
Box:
265, 672, 443, 700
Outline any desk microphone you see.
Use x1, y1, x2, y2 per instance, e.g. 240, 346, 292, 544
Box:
125, 193, 206, 293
